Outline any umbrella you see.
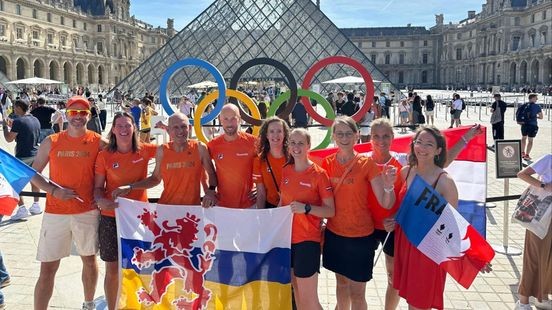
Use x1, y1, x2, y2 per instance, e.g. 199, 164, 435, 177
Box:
6, 77, 63, 85
187, 81, 218, 89
322, 76, 381, 84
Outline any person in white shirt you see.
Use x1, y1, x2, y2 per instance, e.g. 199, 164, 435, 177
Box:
450, 93, 463, 128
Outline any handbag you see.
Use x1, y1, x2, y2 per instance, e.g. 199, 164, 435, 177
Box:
512, 185, 552, 239
490, 107, 502, 124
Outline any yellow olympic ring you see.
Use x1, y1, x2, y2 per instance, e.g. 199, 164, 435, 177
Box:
194, 89, 261, 143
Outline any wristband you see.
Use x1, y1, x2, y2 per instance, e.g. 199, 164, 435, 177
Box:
384, 186, 395, 193
208, 185, 216, 191
304, 203, 311, 215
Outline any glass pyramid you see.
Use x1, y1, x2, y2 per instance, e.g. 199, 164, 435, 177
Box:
110, 0, 399, 98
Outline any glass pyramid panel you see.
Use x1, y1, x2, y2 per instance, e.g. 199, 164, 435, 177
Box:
111, 0, 400, 97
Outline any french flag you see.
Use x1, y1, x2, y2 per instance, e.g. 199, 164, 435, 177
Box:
0, 149, 37, 216
309, 126, 489, 238
395, 175, 495, 289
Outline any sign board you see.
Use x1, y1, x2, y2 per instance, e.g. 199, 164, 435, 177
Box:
495, 140, 522, 179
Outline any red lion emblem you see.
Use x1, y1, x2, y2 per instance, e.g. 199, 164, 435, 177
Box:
132, 208, 217, 309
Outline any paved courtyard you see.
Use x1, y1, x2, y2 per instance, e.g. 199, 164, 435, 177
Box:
0, 91, 551, 309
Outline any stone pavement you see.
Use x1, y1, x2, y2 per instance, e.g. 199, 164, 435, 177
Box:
0, 93, 550, 309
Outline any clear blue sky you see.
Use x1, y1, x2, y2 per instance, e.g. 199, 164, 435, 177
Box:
130, 0, 486, 30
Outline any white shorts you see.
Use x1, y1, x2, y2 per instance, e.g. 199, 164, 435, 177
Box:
36, 209, 100, 262
425, 110, 434, 116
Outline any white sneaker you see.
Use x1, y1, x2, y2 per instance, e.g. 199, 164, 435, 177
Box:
29, 202, 43, 215
534, 299, 552, 310
10, 206, 30, 221
82, 301, 95, 310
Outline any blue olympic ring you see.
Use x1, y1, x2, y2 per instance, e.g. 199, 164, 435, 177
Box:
159, 58, 226, 125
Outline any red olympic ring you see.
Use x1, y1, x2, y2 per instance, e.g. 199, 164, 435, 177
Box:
301, 56, 375, 127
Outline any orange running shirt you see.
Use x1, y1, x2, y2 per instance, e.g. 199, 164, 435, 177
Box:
46, 130, 102, 214
158, 140, 203, 205
280, 163, 334, 244
366, 152, 406, 230
322, 154, 379, 237
94, 143, 157, 217
252, 153, 286, 206
207, 132, 257, 208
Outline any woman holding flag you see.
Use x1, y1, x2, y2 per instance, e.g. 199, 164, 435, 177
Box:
279, 128, 335, 310
93, 111, 157, 310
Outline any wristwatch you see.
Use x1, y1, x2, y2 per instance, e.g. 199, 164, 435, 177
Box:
304, 203, 311, 215
541, 183, 546, 189
208, 185, 217, 191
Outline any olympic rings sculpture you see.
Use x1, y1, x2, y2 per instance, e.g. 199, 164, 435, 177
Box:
159, 56, 375, 149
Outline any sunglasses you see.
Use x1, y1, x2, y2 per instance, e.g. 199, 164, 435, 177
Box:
66, 109, 90, 117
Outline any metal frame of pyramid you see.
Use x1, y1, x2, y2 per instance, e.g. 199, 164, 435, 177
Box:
109, 0, 400, 99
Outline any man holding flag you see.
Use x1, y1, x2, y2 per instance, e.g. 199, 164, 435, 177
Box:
1, 99, 42, 220
30, 96, 107, 310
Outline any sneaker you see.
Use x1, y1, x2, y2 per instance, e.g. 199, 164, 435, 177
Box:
524, 154, 532, 161
516, 301, 533, 310
82, 301, 95, 310
10, 206, 30, 221
0, 277, 10, 289
534, 299, 552, 310
29, 202, 42, 215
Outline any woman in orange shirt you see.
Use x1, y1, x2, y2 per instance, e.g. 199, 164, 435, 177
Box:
321, 116, 397, 310
93, 112, 157, 310
253, 116, 290, 209
279, 128, 335, 310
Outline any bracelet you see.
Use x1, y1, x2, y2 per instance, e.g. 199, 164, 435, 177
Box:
461, 136, 469, 144
384, 186, 395, 193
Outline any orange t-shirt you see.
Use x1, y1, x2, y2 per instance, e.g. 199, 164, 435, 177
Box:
207, 132, 257, 208
159, 140, 203, 205
94, 143, 158, 217
252, 153, 286, 206
46, 130, 102, 214
280, 163, 334, 244
366, 152, 406, 230
322, 154, 379, 237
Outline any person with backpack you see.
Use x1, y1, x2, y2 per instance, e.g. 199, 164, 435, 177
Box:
449, 93, 463, 128
517, 94, 543, 160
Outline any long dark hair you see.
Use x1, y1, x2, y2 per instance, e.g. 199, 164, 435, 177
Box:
256, 116, 290, 161
107, 112, 139, 153
408, 126, 447, 168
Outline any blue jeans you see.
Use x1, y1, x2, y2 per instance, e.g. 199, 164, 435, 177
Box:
0, 251, 8, 304
38, 128, 55, 143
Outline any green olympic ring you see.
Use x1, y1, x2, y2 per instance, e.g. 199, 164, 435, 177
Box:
268, 89, 335, 150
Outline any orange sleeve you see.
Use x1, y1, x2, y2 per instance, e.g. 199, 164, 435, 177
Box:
94, 151, 106, 176
142, 143, 158, 159
316, 170, 333, 201
252, 157, 263, 184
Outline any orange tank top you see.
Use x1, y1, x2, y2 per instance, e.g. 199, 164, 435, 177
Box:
47, 130, 102, 214
158, 140, 203, 205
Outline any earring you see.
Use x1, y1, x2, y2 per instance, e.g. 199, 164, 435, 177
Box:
434, 154, 440, 162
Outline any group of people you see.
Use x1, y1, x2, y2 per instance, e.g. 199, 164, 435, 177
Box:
0, 90, 549, 310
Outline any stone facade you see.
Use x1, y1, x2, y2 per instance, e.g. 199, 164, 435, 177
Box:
0, 0, 173, 90
343, 0, 552, 90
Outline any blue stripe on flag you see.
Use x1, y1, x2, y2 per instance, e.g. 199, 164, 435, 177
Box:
0, 149, 36, 192
457, 200, 487, 239
120, 238, 291, 285
395, 175, 446, 246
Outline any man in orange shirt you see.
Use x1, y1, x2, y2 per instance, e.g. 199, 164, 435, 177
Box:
116, 112, 217, 207
208, 104, 257, 208
30, 96, 108, 310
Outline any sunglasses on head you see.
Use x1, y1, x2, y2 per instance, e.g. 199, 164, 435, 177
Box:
66, 109, 90, 117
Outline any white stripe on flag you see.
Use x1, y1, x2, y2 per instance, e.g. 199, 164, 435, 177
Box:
0, 173, 19, 201
445, 161, 486, 202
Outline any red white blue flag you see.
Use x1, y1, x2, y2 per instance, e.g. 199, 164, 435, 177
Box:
0, 149, 37, 216
395, 175, 495, 289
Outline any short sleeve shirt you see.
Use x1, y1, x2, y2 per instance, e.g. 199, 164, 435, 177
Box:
529, 154, 551, 183
10, 114, 40, 158
280, 163, 334, 244
252, 153, 287, 206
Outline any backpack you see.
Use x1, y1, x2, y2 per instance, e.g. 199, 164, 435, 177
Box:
516, 103, 532, 124
461, 99, 466, 110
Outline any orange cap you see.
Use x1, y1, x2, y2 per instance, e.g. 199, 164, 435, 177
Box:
66, 96, 91, 110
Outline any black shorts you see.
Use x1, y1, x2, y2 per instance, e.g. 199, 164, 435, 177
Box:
373, 229, 395, 257
291, 241, 320, 278
521, 124, 538, 138
140, 128, 151, 134
322, 229, 377, 282
99, 215, 118, 262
